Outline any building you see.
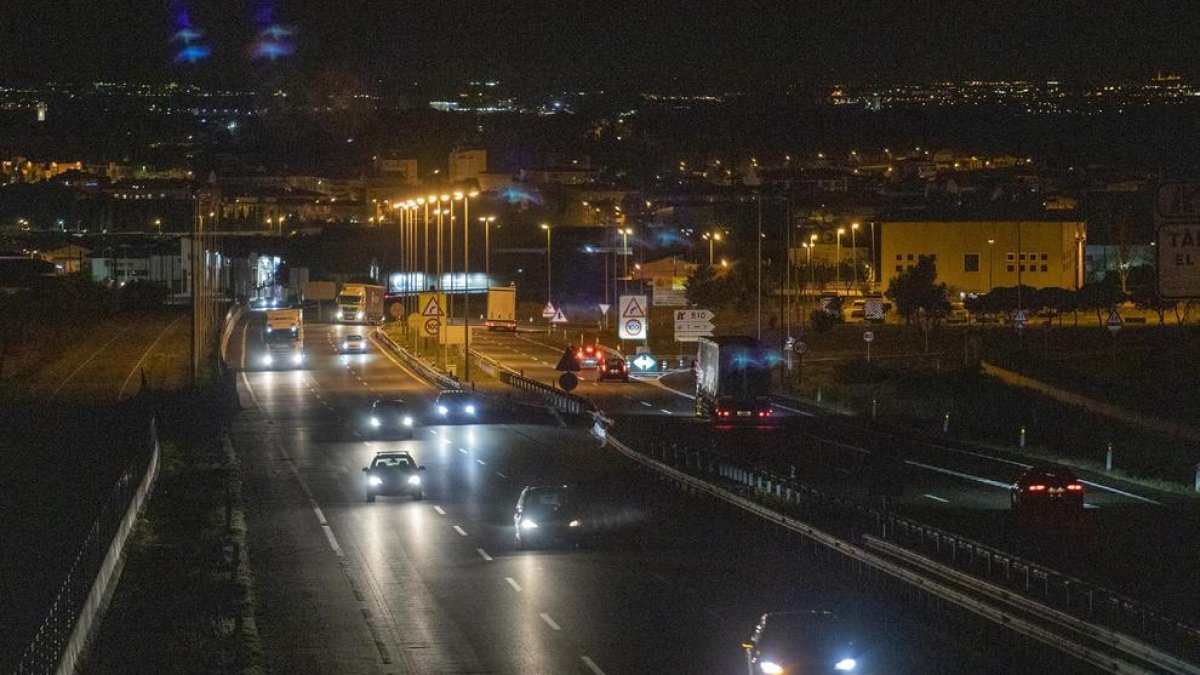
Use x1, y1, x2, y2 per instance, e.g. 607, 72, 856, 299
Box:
40, 244, 92, 275
449, 148, 487, 183
881, 219, 1086, 294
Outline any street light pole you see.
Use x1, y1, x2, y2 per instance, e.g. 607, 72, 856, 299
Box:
851, 222, 860, 291
987, 238, 995, 290
480, 216, 495, 283
541, 224, 552, 304
621, 228, 632, 295
757, 197, 763, 340
462, 192, 476, 383
836, 227, 845, 292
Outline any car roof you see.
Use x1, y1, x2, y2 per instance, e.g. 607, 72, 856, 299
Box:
1019, 466, 1078, 481
346, 334, 364, 339
372, 398, 405, 406
437, 390, 470, 397
373, 450, 414, 460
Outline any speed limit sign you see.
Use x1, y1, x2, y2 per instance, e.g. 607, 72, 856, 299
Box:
863, 331, 875, 343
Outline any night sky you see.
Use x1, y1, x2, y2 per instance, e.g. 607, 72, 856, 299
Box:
2, 1, 1199, 89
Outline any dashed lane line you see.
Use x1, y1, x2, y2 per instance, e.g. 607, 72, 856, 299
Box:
581, 657, 606, 675
433, 506, 446, 515
539, 613, 562, 631
505, 577, 523, 592
476, 548, 494, 562
923, 494, 950, 503
453, 525, 468, 536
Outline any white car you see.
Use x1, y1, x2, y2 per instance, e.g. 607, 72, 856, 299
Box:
342, 334, 366, 353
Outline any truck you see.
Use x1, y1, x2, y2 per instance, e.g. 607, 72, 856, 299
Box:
336, 284, 385, 324
694, 336, 775, 423
485, 285, 518, 332
263, 308, 305, 368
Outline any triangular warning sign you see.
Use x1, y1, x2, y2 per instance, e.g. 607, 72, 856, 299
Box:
551, 308, 568, 324
542, 302, 556, 318
421, 296, 444, 316
623, 298, 646, 318
1013, 309, 1026, 322
1106, 310, 1122, 326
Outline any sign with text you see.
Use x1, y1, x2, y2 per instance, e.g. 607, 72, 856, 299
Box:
674, 308, 714, 342
618, 295, 648, 340
1157, 182, 1200, 298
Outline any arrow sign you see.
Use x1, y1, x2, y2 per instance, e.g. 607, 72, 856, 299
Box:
631, 354, 657, 371
542, 302, 556, 318
598, 303, 611, 316
551, 308, 569, 324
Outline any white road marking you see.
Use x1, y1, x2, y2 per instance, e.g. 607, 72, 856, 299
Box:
905, 460, 1013, 490
433, 506, 446, 515
476, 548, 494, 562
476, 458, 487, 465
505, 577, 523, 592
458, 448, 468, 454
322, 525, 345, 557
429, 429, 438, 435
639, 400, 652, 407
770, 402, 815, 417
1079, 480, 1161, 505
923, 493, 950, 503
581, 657, 606, 675
453, 525, 468, 536
539, 613, 561, 631
496, 471, 508, 479
311, 505, 328, 525
659, 409, 673, 415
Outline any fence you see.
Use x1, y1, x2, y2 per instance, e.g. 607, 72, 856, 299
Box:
372, 330, 462, 391
14, 415, 161, 675
499, 370, 594, 414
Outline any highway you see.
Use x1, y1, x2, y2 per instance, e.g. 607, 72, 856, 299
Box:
226, 314, 1080, 674
469, 329, 1200, 624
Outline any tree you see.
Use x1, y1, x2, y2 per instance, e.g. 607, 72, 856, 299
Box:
1037, 287, 1077, 327
885, 256, 950, 325
1131, 287, 1173, 325
1076, 280, 1123, 324
685, 264, 722, 308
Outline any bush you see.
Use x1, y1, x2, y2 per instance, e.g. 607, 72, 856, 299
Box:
120, 281, 170, 311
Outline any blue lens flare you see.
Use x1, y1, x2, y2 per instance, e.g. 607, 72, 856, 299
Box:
175, 44, 211, 63
170, 2, 210, 63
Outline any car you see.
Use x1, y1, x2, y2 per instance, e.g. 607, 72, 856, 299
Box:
434, 390, 481, 421
342, 334, 367, 353
362, 451, 425, 502
743, 610, 863, 675
597, 357, 629, 382
513, 485, 584, 549
575, 344, 601, 369
368, 398, 416, 439
1010, 465, 1085, 513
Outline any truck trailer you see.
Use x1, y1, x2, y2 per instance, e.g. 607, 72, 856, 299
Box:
485, 286, 518, 331
336, 284, 385, 324
694, 336, 775, 423
263, 308, 305, 368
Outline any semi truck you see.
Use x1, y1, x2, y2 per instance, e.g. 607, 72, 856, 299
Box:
336, 284, 385, 324
694, 335, 775, 423
263, 308, 305, 368
485, 285, 518, 332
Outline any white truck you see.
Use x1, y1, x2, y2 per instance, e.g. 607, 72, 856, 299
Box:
485, 286, 518, 332
263, 308, 305, 368
336, 284, 385, 324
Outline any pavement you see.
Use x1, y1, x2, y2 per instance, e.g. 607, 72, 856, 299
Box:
225, 315, 1085, 674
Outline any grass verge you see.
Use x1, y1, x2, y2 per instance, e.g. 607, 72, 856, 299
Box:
81, 387, 263, 675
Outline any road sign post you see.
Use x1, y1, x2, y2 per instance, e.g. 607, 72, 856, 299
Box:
1156, 182, 1200, 299
618, 295, 649, 341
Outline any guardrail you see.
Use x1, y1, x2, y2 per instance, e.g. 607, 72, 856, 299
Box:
606, 431, 1200, 673
15, 415, 161, 675
372, 330, 462, 391
624, 435, 1200, 669
499, 370, 594, 414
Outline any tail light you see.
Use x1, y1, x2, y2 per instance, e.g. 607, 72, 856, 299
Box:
1027, 484, 1046, 492
1067, 483, 1083, 491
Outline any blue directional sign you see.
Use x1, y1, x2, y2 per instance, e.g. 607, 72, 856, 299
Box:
630, 354, 658, 372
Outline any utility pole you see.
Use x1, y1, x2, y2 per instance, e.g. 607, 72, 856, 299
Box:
757, 195, 763, 341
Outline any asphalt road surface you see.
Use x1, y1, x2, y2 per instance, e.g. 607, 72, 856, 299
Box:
226, 315, 1083, 674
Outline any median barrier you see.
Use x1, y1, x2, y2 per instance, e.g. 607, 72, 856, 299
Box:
372, 330, 462, 391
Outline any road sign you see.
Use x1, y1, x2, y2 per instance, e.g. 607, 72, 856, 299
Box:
1106, 309, 1122, 335
542, 302, 556, 318
618, 295, 649, 339
418, 293, 447, 338
630, 354, 657, 372
795, 341, 808, 355
1013, 309, 1027, 332
556, 346, 580, 371
674, 309, 714, 322
1155, 182, 1200, 298
558, 372, 578, 391
674, 308, 714, 341
551, 308, 569, 324
675, 320, 715, 333
863, 331, 875, 343
598, 303, 611, 316
864, 298, 884, 321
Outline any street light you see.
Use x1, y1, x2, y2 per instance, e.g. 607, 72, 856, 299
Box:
479, 216, 496, 282
620, 227, 633, 293
987, 238, 995, 290
702, 231, 722, 265
460, 191, 478, 384
836, 227, 846, 290
541, 223, 553, 304
851, 222, 860, 290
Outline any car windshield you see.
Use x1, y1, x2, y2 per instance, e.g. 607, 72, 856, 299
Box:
527, 489, 571, 510
759, 615, 852, 659
373, 456, 412, 469
347, 336, 363, 342
374, 401, 403, 412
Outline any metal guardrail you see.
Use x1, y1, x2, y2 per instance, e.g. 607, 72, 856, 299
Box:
499, 370, 594, 414
624, 435, 1200, 670
372, 330, 462, 391
14, 416, 161, 675
606, 432, 1199, 673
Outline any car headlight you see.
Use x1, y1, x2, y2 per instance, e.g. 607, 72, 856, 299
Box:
368, 476, 383, 486
336, 310, 343, 319
402, 416, 414, 427
520, 519, 538, 530
568, 519, 581, 528
464, 404, 476, 415
438, 405, 449, 415
356, 311, 364, 320
835, 658, 857, 671
263, 354, 273, 365
760, 662, 784, 675
265, 326, 273, 333
293, 353, 303, 364
343, 341, 348, 349
407, 475, 421, 486
370, 416, 381, 427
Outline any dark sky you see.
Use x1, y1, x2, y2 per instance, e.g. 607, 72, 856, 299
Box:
2, 1, 1198, 90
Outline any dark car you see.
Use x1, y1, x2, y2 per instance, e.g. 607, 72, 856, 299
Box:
574, 344, 600, 369
362, 451, 425, 502
341, 334, 367, 353
743, 611, 863, 675
369, 398, 416, 439
434, 390, 481, 421
1010, 465, 1085, 512
514, 485, 585, 549
597, 357, 629, 382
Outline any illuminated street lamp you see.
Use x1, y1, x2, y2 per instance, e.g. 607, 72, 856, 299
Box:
851, 222, 860, 289
541, 223, 553, 303
479, 216, 496, 281
702, 231, 722, 265
836, 227, 846, 290
620, 227, 634, 294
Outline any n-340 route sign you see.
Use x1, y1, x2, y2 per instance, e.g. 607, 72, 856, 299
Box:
1156, 182, 1200, 298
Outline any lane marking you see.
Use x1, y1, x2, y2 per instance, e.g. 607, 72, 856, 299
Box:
581, 656, 606, 675
312, 505, 328, 525
770, 401, 816, 418
453, 525, 468, 536
458, 448, 468, 454
118, 315, 186, 400
240, 372, 263, 411
495, 471, 508, 479
476, 458, 487, 465
659, 409, 673, 415
923, 493, 950, 503
505, 577, 522, 592
476, 548, 494, 562
429, 429, 439, 435
639, 400, 652, 407
1079, 480, 1160, 505
539, 613, 561, 631
905, 460, 1012, 490
322, 525, 345, 557
433, 506, 446, 515
50, 324, 134, 398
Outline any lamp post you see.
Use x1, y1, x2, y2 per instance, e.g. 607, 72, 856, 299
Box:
479, 216, 496, 282
987, 238, 995, 290
620, 227, 633, 295
836, 227, 846, 291
703, 231, 722, 265
851, 222, 860, 290
869, 221, 877, 289
541, 223, 553, 304
461, 191, 478, 383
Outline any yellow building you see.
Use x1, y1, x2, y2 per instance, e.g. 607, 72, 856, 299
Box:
881, 219, 1086, 294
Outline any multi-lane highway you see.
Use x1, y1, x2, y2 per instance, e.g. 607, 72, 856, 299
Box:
227, 315, 1086, 673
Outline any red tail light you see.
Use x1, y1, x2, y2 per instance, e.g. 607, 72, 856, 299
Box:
1028, 484, 1046, 492
1067, 483, 1083, 491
